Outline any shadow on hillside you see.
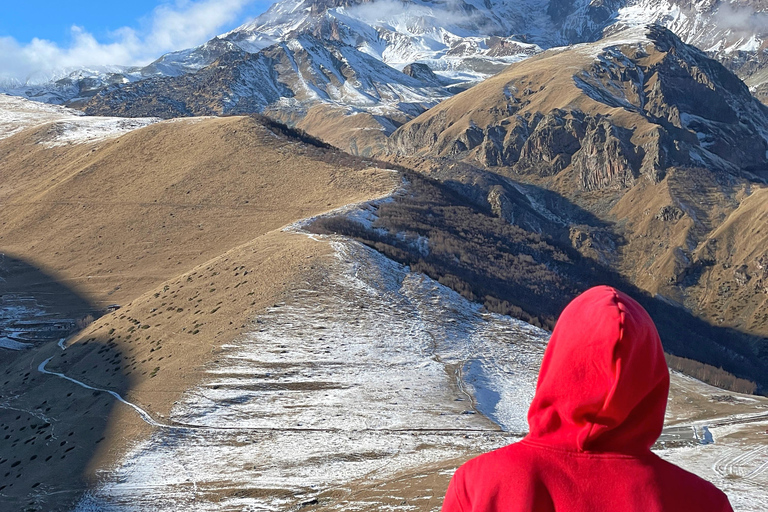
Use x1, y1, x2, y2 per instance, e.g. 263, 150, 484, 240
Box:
0, 255, 132, 511
0, 253, 94, 320
586, 262, 767, 393
308, 170, 768, 394
423, 162, 612, 233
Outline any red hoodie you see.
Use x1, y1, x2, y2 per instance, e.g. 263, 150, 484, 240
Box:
442, 286, 733, 512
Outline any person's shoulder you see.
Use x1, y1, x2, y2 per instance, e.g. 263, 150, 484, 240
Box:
455, 441, 533, 480
648, 453, 732, 509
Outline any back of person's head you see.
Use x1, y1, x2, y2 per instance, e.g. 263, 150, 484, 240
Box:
526, 285, 669, 454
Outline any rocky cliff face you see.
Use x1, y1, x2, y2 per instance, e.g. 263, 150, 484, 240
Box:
391, 26, 768, 189
386, 25, 768, 370
572, 117, 638, 191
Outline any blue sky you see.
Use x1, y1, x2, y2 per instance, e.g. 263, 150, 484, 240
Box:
1, 2, 159, 45
0, 1, 273, 44
0, 0, 275, 83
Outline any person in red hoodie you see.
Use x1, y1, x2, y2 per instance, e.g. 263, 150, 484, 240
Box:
442, 285, 733, 512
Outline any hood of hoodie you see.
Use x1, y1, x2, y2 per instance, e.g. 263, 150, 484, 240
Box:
526, 286, 669, 454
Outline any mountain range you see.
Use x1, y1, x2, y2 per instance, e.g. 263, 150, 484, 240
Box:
1, 90, 766, 512
5, 1, 768, 105
11, 1, 757, 155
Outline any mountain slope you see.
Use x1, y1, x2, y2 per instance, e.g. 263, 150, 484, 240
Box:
9, 0, 768, 158
8, 0, 768, 103
392, 26, 768, 183
82, 34, 454, 155
84, 34, 450, 115
0, 38, 243, 106
3, 57, 768, 512
0, 97, 397, 509
384, 26, 768, 384
0, 100, 395, 311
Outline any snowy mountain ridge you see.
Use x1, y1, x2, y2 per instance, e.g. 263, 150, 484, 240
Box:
219, 0, 768, 75
6, 0, 768, 146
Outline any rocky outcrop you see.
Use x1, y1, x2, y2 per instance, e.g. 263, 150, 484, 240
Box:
402, 63, 440, 84
548, 0, 626, 43
572, 117, 637, 190
516, 110, 584, 176
487, 185, 516, 224
477, 120, 530, 167
656, 205, 684, 222
734, 264, 751, 286
84, 50, 292, 118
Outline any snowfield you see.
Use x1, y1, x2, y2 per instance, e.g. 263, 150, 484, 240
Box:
0, 94, 159, 146
59, 202, 768, 511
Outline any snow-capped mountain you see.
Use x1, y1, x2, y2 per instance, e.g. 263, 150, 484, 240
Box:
0, 38, 241, 106
222, 0, 562, 70
225, 0, 768, 85
3, 0, 630, 108
1, 0, 552, 107
613, 0, 768, 54
610, 0, 768, 98
83, 33, 455, 156
7, 0, 768, 149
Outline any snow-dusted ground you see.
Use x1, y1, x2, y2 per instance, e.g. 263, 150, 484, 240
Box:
71, 225, 549, 511
64, 213, 768, 510
662, 421, 768, 512
0, 93, 78, 140
0, 94, 158, 146
0, 294, 45, 350
662, 373, 768, 512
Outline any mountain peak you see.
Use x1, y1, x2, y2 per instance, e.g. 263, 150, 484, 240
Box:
392, 24, 768, 185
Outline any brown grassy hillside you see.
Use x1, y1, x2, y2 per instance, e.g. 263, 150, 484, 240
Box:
0, 115, 394, 308
266, 103, 395, 157
0, 114, 397, 510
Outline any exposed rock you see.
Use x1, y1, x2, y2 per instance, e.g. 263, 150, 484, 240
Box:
485, 37, 541, 58
402, 63, 440, 84
547, 0, 625, 43
569, 226, 618, 265
516, 110, 584, 176
656, 205, 684, 222
572, 117, 637, 191
85, 34, 450, 124
454, 124, 486, 154
487, 185, 515, 224
392, 26, 768, 187
735, 264, 751, 286
667, 247, 693, 285
756, 254, 768, 279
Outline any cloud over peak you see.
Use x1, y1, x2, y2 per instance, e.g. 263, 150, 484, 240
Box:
0, 0, 261, 84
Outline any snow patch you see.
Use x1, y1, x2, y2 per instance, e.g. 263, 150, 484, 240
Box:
0, 93, 159, 146
42, 116, 160, 147
0, 337, 32, 350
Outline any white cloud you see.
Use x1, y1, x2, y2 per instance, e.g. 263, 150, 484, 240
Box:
714, 4, 768, 36
344, 0, 493, 34
0, 0, 261, 84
